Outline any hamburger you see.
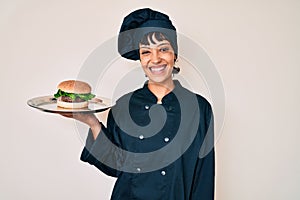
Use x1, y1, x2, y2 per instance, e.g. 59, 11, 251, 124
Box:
54, 80, 95, 109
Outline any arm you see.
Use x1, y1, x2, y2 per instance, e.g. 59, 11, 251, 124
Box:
60, 111, 121, 177
190, 149, 215, 200
78, 110, 123, 177
190, 97, 215, 199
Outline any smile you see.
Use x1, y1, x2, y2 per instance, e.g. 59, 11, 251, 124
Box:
149, 65, 166, 73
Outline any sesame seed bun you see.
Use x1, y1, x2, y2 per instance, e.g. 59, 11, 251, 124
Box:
56, 80, 93, 109
57, 80, 91, 94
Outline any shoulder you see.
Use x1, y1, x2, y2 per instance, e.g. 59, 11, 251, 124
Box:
115, 82, 157, 106
178, 83, 212, 114
196, 94, 212, 109
115, 87, 143, 101
176, 81, 211, 107
113, 85, 149, 107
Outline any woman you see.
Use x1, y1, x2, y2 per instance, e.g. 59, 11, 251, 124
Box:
69, 8, 215, 200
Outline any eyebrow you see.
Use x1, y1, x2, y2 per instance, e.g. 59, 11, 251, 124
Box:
140, 42, 171, 48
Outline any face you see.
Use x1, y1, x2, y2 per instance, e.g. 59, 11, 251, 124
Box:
139, 34, 176, 87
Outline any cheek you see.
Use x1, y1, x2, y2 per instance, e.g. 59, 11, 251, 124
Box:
139, 60, 146, 68
164, 52, 175, 61
165, 55, 175, 65
139, 59, 148, 71
139, 55, 147, 63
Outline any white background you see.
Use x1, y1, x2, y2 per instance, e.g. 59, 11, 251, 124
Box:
1, 0, 299, 199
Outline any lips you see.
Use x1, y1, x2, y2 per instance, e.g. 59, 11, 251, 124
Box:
149, 65, 166, 73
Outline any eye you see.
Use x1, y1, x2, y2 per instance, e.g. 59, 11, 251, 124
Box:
160, 47, 170, 52
141, 50, 150, 55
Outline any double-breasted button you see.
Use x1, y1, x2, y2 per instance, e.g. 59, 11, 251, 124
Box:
144, 105, 150, 110
164, 137, 170, 142
167, 106, 173, 111
161, 170, 166, 176
139, 135, 144, 140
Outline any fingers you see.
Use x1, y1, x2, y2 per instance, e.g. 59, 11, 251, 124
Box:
59, 113, 74, 118
59, 112, 98, 127
59, 112, 88, 120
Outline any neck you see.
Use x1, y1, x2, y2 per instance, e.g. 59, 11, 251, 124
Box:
147, 80, 175, 103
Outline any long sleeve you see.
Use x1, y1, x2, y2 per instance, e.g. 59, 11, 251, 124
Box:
80, 110, 123, 177
190, 97, 215, 199
190, 149, 215, 200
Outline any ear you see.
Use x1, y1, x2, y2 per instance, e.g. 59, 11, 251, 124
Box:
172, 66, 180, 74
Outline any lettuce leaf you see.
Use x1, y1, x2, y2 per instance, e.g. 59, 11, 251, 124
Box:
54, 89, 95, 101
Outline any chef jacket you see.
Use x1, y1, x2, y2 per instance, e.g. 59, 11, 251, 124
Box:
81, 80, 215, 200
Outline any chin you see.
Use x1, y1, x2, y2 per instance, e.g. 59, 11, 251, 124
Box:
148, 77, 173, 85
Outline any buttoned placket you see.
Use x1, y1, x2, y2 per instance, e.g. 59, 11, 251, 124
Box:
135, 92, 175, 177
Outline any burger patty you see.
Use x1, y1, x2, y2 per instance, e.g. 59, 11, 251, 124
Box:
60, 96, 86, 103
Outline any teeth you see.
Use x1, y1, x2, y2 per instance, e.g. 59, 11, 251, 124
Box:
150, 66, 165, 72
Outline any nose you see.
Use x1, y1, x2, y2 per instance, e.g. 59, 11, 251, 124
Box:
150, 49, 161, 64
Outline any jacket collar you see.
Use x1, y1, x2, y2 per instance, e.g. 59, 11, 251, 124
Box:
141, 80, 182, 104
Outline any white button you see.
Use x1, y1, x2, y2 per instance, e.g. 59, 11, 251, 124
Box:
139, 135, 144, 140
137, 168, 141, 172
161, 171, 166, 176
167, 106, 173, 111
164, 137, 170, 142
145, 105, 150, 110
